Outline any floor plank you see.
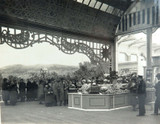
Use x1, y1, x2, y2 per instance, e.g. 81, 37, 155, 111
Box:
1, 101, 160, 124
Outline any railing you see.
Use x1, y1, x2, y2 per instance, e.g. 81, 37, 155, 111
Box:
116, 5, 160, 35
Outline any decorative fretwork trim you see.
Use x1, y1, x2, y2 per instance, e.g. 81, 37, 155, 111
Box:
0, 26, 112, 73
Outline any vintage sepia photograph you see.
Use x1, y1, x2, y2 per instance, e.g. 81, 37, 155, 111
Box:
0, 0, 160, 124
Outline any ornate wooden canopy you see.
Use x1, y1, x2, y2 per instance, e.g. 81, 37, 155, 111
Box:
0, 0, 133, 41
0, 0, 133, 73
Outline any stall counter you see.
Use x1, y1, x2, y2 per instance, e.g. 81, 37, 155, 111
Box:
68, 93, 131, 111
68, 89, 155, 111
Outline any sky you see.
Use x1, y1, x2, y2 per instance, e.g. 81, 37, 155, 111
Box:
1, 28, 160, 68
0, 42, 90, 68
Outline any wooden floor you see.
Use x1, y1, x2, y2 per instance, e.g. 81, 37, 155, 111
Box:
1, 101, 160, 124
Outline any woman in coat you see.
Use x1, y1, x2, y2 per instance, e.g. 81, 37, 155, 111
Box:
38, 80, 45, 104
44, 81, 54, 107
9, 78, 18, 105
2, 78, 10, 105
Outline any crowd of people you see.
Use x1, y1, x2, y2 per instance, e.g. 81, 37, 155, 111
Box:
2, 75, 77, 107
1, 74, 125, 107
1, 72, 160, 117
2, 75, 106, 107
127, 73, 160, 116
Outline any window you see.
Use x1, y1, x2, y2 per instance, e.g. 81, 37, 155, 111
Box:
106, 6, 114, 14
76, 0, 121, 16
119, 53, 127, 62
129, 14, 132, 27
100, 3, 108, 12
89, 0, 96, 7
131, 54, 137, 61
133, 12, 136, 25
122, 16, 125, 31
113, 8, 120, 16
138, 11, 141, 24
77, 0, 83, 3
156, 6, 159, 24
142, 9, 145, 24
152, 6, 155, 24
83, 0, 90, 5
125, 15, 127, 31
94, 1, 102, 9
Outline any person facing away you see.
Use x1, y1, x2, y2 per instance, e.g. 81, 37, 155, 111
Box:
128, 78, 138, 111
19, 79, 26, 102
154, 73, 160, 115
26, 79, 32, 101
63, 79, 69, 106
2, 78, 10, 105
38, 80, 45, 104
32, 80, 38, 100
52, 78, 64, 106
9, 78, 18, 105
88, 82, 100, 94
137, 76, 146, 116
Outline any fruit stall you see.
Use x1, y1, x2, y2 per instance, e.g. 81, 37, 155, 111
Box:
68, 78, 155, 111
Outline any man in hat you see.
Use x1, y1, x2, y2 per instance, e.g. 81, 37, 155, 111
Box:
137, 75, 146, 116
153, 73, 160, 115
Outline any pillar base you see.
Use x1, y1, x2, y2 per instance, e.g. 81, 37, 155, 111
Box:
146, 68, 153, 83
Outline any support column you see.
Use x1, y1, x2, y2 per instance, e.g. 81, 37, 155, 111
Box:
110, 42, 113, 73
146, 28, 152, 82
114, 37, 119, 72
0, 26, 1, 44
147, 28, 152, 68
127, 54, 131, 61
112, 39, 115, 71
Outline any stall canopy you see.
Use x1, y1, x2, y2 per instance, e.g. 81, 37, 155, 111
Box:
0, 0, 134, 42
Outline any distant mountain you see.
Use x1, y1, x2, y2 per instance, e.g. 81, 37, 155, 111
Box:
0, 64, 78, 78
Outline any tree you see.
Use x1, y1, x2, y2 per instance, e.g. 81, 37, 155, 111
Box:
73, 62, 103, 80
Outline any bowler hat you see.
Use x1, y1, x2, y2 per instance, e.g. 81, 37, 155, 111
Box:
138, 75, 143, 78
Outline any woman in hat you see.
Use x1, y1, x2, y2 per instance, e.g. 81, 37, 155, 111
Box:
44, 81, 54, 107
2, 78, 10, 105
9, 78, 18, 105
100, 79, 112, 94
79, 79, 91, 94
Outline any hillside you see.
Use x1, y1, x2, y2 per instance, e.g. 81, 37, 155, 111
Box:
0, 64, 78, 78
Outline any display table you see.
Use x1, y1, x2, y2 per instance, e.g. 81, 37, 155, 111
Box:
68, 93, 131, 111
